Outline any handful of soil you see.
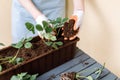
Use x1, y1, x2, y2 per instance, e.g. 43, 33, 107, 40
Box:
62, 19, 79, 40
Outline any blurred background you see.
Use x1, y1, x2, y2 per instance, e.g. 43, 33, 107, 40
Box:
0, 0, 120, 77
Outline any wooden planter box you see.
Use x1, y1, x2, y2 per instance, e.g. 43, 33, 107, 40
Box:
0, 36, 79, 80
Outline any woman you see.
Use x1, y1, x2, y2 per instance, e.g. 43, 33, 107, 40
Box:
12, 0, 84, 43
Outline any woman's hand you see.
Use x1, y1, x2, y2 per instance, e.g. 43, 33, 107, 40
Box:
36, 15, 48, 39
69, 10, 84, 40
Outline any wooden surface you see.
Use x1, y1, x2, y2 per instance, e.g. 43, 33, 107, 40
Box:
37, 48, 119, 80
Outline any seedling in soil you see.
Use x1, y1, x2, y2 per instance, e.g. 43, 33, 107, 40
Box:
36, 21, 63, 49
0, 23, 34, 72
60, 63, 105, 80
10, 72, 38, 80
49, 17, 68, 29
36, 21, 56, 41
0, 17, 68, 72
9, 23, 35, 63
49, 17, 68, 37
12, 37, 33, 49
45, 41, 63, 49
35, 18, 68, 49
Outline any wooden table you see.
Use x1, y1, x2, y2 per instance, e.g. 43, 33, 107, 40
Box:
37, 48, 120, 80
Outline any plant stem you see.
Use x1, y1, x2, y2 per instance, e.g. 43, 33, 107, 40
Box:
76, 75, 90, 80
0, 57, 12, 61
57, 28, 61, 37
24, 25, 34, 39
0, 61, 9, 65
9, 49, 20, 63
95, 63, 105, 79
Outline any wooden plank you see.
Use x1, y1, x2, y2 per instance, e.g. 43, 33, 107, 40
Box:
62, 58, 96, 73
74, 48, 85, 58
100, 73, 117, 80
53, 58, 96, 80
37, 48, 119, 80
80, 63, 102, 76
37, 53, 89, 80
87, 68, 110, 80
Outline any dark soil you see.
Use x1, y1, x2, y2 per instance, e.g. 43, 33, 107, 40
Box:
0, 38, 52, 71
0, 36, 74, 72
62, 19, 79, 39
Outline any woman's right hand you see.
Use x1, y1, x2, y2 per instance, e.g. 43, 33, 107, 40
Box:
36, 15, 48, 39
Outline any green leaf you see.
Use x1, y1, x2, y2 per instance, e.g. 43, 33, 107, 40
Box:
45, 42, 53, 46
87, 76, 93, 80
12, 41, 23, 49
52, 43, 58, 49
15, 57, 24, 64
21, 38, 25, 42
26, 37, 33, 42
24, 74, 31, 79
25, 22, 35, 34
75, 73, 81, 79
18, 72, 27, 79
45, 27, 53, 33
62, 17, 68, 23
10, 76, 19, 80
44, 33, 56, 40
56, 17, 62, 23
24, 42, 32, 48
0, 65, 2, 72
0, 43, 5, 46
36, 24, 43, 31
42, 21, 49, 28
49, 20, 56, 24
44, 33, 51, 40
50, 36, 57, 41
55, 42, 63, 46
30, 74, 38, 80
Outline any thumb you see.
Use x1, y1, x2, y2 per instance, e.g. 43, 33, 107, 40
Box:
70, 15, 78, 30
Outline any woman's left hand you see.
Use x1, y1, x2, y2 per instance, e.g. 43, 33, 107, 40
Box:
69, 10, 84, 40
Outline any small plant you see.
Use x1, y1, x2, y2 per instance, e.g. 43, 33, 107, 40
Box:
10, 72, 38, 80
60, 63, 105, 80
49, 17, 68, 29
45, 41, 63, 49
26, 17, 68, 49
49, 17, 68, 37
76, 63, 105, 80
94, 63, 105, 79
0, 22, 34, 72
0, 17, 68, 72
12, 37, 33, 49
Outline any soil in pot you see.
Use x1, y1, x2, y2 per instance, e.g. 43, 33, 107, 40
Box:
0, 36, 77, 72
0, 37, 51, 71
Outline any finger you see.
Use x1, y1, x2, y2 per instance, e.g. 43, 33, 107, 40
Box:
69, 36, 76, 40
64, 37, 68, 40
73, 25, 77, 30
70, 15, 78, 31
70, 15, 77, 21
